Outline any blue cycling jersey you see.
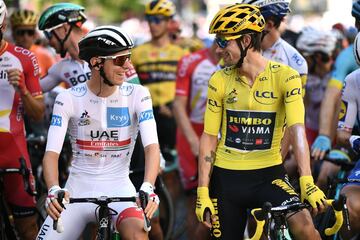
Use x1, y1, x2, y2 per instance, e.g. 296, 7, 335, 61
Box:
329, 44, 358, 90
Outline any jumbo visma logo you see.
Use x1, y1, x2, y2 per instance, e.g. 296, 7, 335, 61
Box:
107, 107, 131, 128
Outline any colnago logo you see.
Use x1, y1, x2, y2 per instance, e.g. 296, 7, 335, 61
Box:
107, 107, 131, 128
139, 109, 154, 123
98, 37, 116, 46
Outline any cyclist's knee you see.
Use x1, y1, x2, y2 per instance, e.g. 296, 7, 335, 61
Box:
117, 207, 147, 240
288, 210, 320, 240
14, 213, 39, 240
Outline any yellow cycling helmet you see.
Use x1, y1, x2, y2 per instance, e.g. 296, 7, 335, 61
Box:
145, 0, 176, 17
209, 4, 265, 40
10, 9, 38, 28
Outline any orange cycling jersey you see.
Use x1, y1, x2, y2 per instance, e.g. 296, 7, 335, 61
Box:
131, 42, 188, 107
204, 61, 304, 170
30, 44, 56, 78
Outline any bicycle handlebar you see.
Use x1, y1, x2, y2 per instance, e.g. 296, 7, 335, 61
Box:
322, 157, 355, 171
0, 157, 37, 197
249, 196, 349, 240
53, 190, 150, 234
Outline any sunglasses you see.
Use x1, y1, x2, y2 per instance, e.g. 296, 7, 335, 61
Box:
98, 53, 131, 67
215, 37, 229, 49
15, 29, 35, 36
146, 15, 166, 24
44, 23, 65, 40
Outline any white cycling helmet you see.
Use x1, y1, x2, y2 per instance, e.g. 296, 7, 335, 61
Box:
296, 27, 336, 56
353, 32, 360, 66
0, 0, 7, 27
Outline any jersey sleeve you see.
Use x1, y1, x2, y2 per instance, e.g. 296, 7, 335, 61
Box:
45, 91, 73, 154
40, 62, 62, 92
23, 52, 42, 98
175, 55, 192, 96
203, 71, 224, 136
329, 46, 358, 90
338, 73, 358, 132
281, 68, 305, 127
135, 86, 159, 147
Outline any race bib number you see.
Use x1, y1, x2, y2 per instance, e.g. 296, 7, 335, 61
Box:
225, 110, 276, 151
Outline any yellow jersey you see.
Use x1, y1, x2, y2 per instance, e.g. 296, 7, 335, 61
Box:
131, 42, 188, 107
204, 61, 304, 170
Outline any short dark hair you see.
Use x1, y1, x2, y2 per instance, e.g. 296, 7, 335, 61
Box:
266, 16, 283, 29
236, 32, 262, 52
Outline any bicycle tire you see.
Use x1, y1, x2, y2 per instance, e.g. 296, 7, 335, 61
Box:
157, 176, 175, 240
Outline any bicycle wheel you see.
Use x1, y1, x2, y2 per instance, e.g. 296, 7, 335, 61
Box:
156, 176, 175, 240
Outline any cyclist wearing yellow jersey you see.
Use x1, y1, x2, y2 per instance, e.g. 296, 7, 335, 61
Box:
131, 0, 188, 166
195, 4, 326, 239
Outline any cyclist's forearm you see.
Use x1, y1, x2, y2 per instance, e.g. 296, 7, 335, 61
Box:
289, 124, 312, 176
143, 143, 160, 186
318, 87, 341, 137
22, 95, 45, 121
173, 97, 198, 143
198, 133, 217, 187
43, 151, 60, 189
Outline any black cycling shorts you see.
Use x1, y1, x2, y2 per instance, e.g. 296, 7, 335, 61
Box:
209, 164, 300, 239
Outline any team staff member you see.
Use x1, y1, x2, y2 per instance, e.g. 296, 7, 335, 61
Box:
173, 41, 220, 240
0, 1, 44, 239
10, 9, 56, 78
195, 4, 326, 239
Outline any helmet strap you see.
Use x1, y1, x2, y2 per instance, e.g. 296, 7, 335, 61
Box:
236, 38, 251, 68
99, 66, 114, 87
53, 24, 73, 58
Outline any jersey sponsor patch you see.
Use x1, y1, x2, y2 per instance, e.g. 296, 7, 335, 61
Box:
208, 98, 222, 113
120, 84, 134, 96
339, 100, 348, 121
285, 87, 302, 103
139, 109, 154, 123
291, 53, 305, 66
70, 84, 87, 97
253, 90, 278, 105
50, 115, 62, 126
107, 107, 131, 127
225, 110, 276, 151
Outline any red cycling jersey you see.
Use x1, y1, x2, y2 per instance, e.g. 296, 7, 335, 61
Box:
175, 48, 218, 190
0, 41, 42, 209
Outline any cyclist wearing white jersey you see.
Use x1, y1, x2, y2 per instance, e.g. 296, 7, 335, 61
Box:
37, 26, 160, 240
37, 3, 140, 93
336, 32, 360, 239
311, 0, 360, 161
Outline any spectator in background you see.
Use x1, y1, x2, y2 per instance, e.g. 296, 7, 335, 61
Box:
10, 9, 56, 78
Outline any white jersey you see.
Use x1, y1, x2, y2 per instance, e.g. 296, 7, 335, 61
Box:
41, 58, 91, 92
263, 38, 308, 76
338, 69, 360, 133
46, 82, 158, 181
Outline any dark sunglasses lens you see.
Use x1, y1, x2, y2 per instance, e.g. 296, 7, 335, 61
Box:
113, 55, 130, 66
216, 37, 228, 48
146, 16, 162, 24
16, 29, 35, 36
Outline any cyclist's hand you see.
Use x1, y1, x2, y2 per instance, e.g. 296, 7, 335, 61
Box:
350, 135, 360, 154
6, 69, 28, 95
45, 185, 70, 220
140, 182, 159, 219
196, 187, 215, 228
311, 135, 331, 161
299, 176, 327, 215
